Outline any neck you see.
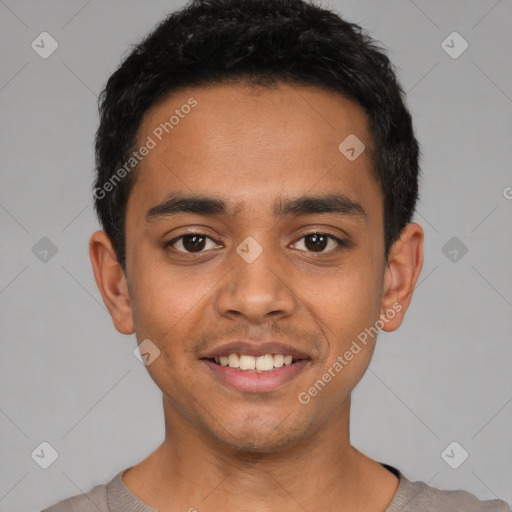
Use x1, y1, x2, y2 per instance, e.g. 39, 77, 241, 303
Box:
122, 396, 398, 511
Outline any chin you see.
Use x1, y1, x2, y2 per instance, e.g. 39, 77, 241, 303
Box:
210, 415, 309, 454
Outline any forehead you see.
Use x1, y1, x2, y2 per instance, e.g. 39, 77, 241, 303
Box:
128, 82, 382, 221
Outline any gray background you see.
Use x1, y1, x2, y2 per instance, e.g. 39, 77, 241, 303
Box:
1, 0, 511, 510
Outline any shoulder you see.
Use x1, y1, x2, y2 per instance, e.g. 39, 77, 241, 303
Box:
40, 476, 110, 512
391, 470, 511, 512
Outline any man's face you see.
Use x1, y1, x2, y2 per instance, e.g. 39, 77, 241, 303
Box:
124, 82, 388, 451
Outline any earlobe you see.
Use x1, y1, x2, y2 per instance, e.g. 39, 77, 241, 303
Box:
380, 223, 424, 332
89, 230, 135, 335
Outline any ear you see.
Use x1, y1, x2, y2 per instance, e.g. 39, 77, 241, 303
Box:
380, 223, 424, 332
89, 230, 135, 335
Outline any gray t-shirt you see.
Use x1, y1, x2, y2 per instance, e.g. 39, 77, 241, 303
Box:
41, 463, 511, 512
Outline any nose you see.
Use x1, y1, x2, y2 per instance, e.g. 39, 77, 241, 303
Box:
213, 240, 297, 324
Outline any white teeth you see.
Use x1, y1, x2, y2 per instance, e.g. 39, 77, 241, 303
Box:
213, 353, 297, 372
273, 354, 284, 367
239, 355, 256, 370
228, 353, 240, 368
256, 354, 274, 371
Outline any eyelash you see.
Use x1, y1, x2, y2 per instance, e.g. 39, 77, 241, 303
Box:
165, 232, 347, 255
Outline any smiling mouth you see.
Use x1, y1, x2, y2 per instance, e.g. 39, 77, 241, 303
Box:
203, 353, 306, 372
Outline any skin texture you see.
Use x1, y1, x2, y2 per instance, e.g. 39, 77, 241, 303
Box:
90, 82, 424, 511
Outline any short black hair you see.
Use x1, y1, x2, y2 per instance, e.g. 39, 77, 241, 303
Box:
94, 0, 420, 270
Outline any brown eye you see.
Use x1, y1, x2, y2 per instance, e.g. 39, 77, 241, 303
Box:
167, 233, 219, 253
293, 233, 344, 253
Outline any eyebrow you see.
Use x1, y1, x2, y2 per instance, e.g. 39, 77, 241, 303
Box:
145, 193, 367, 222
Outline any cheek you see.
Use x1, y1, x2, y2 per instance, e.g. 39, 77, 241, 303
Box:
128, 265, 207, 400
305, 262, 383, 375
129, 258, 208, 350
315, 262, 383, 330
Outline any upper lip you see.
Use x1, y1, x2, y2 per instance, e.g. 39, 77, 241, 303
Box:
199, 341, 311, 360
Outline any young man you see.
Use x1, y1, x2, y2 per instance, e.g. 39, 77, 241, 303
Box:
43, 0, 510, 510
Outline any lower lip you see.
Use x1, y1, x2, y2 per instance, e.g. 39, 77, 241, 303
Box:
201, 359, 310, 393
